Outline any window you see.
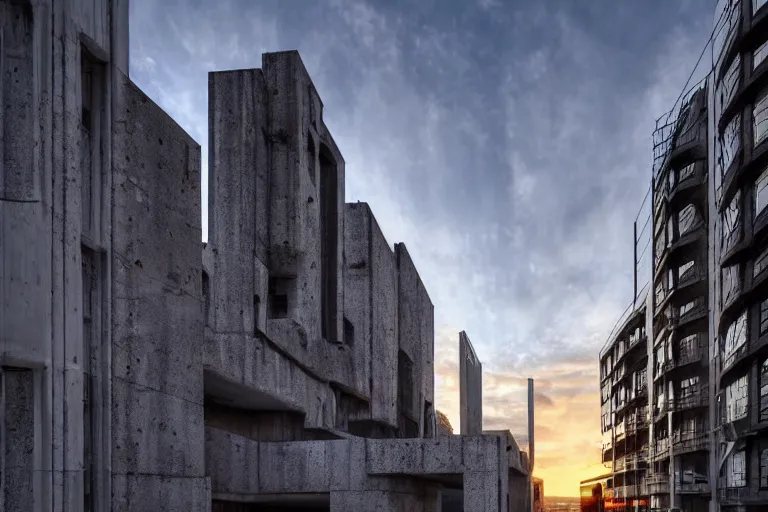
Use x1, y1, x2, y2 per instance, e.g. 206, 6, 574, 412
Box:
82, 247, 99, 512
761, 360, 768, 421
756, 246, 768, 276
761, 448, 768, 488
756, 40, 768, 70
678, 205, 697, 235
667, 217, 675, 247
343, 317, 354, 346
717, 114, 742, 205
757, 166, 768, 219
722, 191, 742, 252
319, 145, 339, 342
678, 334, 699, 364
726, 375, 749, 422
715, 0, 739, 58
762, 299, 768, 335
679, 260, 695, 282
306, 132, 316, 186
679, 300, 696, 317
755, 89, 768, 147
679, 163, 695, 182
655, 232, 666, 266
727, 450, 747, 487
268, 277, 291, 319
723, 311, 748, 366
680, 376, 700, 398
722, 264, 741, 307
253, 294, 260, 333
202, 272, 210, 326
719, 55, 741, 117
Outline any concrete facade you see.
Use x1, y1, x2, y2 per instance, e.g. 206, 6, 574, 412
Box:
1, 2, 530, 511
460, 331, 483, 435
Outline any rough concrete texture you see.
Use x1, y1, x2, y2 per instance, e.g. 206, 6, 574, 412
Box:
1, 2, 129, 511
460, 331, 483, 435
344, 202, 399, 427
2, 7, 530, 507
111, 72, 209, 509
205, 426, 526, 511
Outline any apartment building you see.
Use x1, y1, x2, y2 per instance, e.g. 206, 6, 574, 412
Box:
600, 306, 650, 512
595, 1, 768, 511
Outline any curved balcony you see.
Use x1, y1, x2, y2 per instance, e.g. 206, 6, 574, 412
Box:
718, 486, 749, 506
676, 481, 710, 495
672, 430, 708, 455
647, 473, 670, 494
672, 387, 709, 413
651, 438, 670, 462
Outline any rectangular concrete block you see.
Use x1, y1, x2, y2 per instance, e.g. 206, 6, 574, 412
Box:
205, 427, 259, 495
460, 331, 483, 435
111, 474, 211, 512
111, 378, 205, 477
258, 441, 331, 493
464, 471, 501, 512
208, 69, 269, 336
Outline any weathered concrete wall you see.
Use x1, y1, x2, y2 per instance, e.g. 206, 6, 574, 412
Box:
261, 52, 344, 347
111, 72, 209, 511
460, 331, 483, 435
344, 202, 399, 426
396, 243, 435, 436
207, 69, 269, 338
1, 2, 128, 511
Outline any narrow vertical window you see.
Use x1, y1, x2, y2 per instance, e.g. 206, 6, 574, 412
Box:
81, 247, 97, 512
757, 165, 768, 220
253, 294, 260, 334
202, 271, 210, 326
306, 132, 316, 186
319, 145, 338, 342
80, 48, 104, 242
343, 317, 354, 346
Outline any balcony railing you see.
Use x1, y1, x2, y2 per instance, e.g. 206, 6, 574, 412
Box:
651, 438, 670, 461
647, 473, 670, 494
676, 481, 710, 494
675, 343, 704, 369
718, 486, 748, 504
672, 430, 708, 453
672, 387, 709, 412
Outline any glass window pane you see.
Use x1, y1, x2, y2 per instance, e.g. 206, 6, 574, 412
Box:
757, 247, 768, 276
756, 40, 768, 70
755, 89, 768, 147
757, 166, 768, 218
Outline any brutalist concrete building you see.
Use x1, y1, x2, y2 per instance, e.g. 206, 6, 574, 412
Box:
0, 1, 531, 511
594, 1, 768, 511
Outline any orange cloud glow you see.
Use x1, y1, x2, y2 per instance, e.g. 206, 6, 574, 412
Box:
434, 327, 608, 497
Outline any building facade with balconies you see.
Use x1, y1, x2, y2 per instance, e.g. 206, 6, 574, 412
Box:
711, 1, 768, 511
599, 306, 650, 512
593, 2, 768, 511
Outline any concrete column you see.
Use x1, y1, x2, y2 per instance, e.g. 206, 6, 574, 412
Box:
464, 471, 501, 512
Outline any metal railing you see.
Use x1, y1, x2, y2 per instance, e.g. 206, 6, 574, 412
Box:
672, 387, 710, 411
676, 481, 710, 494
672, 430, 709, 453
647, 473, 670, 494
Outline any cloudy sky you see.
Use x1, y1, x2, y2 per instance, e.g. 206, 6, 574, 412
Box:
130, 0, 715, 497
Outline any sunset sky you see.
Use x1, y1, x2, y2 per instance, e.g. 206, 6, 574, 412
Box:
130, 0, 714, 497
